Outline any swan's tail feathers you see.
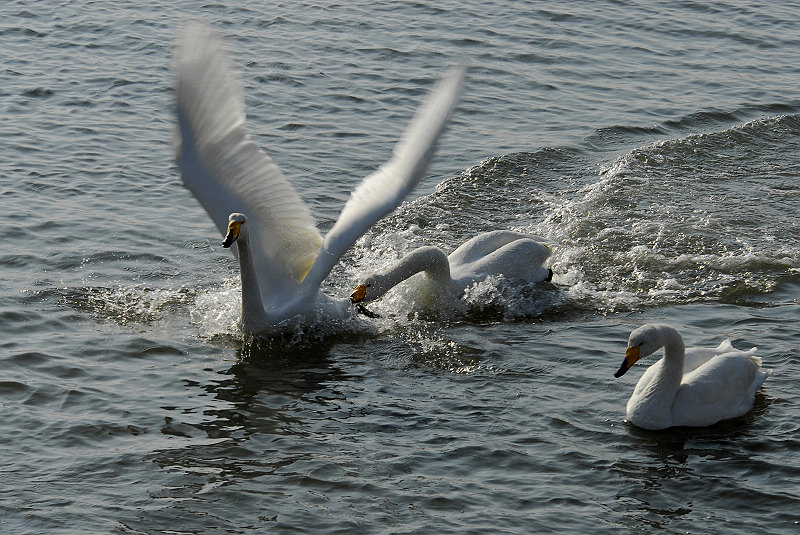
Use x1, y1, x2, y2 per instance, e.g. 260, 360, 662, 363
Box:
749, 355, 772, 379
744, 355, 771, 403
532, 266, 552, 283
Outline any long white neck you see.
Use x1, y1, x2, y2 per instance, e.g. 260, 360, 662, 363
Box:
370, 246, 452, 300
234, 231, 270, 333
628, 325, 685, 428
659, 325, 686, 366
657, 326, 686, 393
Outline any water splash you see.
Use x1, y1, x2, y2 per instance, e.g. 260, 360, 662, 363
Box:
349, 114, 800, 319
540, 114, 800, 311
188, 276, 373, 344
190, 278, 242, 338
59, 285, 194, 326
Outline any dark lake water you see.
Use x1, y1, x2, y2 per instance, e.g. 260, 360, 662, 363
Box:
1, 1, 799, 533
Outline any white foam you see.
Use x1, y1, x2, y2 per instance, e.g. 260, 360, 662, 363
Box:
190, 277, 242, 338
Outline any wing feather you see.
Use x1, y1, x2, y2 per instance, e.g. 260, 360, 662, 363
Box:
174, 22, 322, 298
675, 351, 762, 425
302, 64, 467, 291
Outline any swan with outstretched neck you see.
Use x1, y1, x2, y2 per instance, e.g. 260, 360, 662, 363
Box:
350, 230, 552, 307
614, 323, 770, 430
174, 22, 465, 335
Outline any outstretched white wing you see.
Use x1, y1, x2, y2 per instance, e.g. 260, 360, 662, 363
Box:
174, 22, 323, 299
301, 63, 467, 292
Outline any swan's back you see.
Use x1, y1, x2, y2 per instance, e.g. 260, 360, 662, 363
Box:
682, 339, 735, 373
448, 231, 550, 283
672, 349, 769, 427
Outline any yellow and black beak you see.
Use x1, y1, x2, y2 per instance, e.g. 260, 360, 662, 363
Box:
350, 284, 369, 303
221, 220, 242, 248
614, 344, 641, 378
350, 284, 379, 318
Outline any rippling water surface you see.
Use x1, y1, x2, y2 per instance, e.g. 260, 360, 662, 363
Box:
2, 2, 799, 534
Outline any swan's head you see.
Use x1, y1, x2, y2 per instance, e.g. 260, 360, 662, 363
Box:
222, 212, 247, 248
350, 276, 386, 318
350, 283, 369, 303
614, 324, 668, 378
350, 273, 389, 304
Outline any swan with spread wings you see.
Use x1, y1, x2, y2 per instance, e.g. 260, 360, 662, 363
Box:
173, 22, 465, 335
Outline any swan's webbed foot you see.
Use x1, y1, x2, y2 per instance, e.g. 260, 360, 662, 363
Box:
355, 303, 380, 319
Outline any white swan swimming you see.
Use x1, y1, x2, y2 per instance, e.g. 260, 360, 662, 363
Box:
350, 230, 552, 309
173, 22, 465, 335
614, 323, 771, 430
